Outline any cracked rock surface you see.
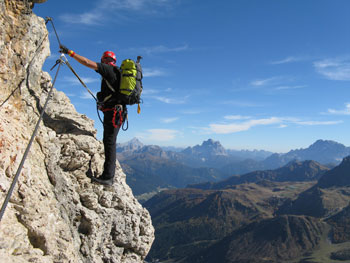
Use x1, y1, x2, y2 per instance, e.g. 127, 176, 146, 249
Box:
0, 1, 154, 262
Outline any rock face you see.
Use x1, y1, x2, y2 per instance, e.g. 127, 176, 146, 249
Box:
0, 1, 154, 263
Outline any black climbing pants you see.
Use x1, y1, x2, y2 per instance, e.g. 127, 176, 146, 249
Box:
101, 109, 122, 180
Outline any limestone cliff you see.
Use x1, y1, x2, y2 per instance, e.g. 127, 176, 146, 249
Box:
0, 1, 154, 262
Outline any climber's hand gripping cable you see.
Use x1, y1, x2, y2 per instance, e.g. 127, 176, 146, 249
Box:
59, 44, 69, 55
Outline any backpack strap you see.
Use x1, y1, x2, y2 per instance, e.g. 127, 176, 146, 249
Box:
101, 94, 112, 104
97, 78, 115, 105
103, 77, 116, 92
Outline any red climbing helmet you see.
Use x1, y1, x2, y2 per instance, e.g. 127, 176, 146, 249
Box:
101, 51, 117, 66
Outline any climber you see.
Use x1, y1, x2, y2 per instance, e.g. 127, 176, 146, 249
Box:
59, 44, 125, 186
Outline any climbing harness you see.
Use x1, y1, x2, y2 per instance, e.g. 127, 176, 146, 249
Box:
99, 105, 128, 131
101, 105, 123, 128
0, 55, 64, 223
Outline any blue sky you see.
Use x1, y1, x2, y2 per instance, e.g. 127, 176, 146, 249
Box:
35, 0, 350, 152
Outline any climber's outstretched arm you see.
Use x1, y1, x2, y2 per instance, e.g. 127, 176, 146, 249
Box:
59, 44, 97, 70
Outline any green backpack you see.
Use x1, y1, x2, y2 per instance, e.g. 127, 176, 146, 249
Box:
119, 58, 143, 112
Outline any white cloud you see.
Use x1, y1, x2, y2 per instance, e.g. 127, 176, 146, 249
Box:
63, 76, 100, 85
142, 87, 187, 104
45, 54, 60, 61
224, 115, 251, 120
275, 85, 305, 90
250, 76, 301, 91
223, 100, 262, 107
294, 120, 343, 126
160, 117, 179, 123
248, 76, 306, 94
208, 117, 282, 134
270, 56, 306, 65
152, 96, 188, 104
203, 116, 342, 135
251, 77, 282, 87
80, 91, 96, 100
141, 44, 189, 55
60, 12, 103, 26
100, 0, 173, 11
143, 68, 167, 77
180, 109, 203, 115
125, 44, 189, 58
137, 129, 180, 142
60, 0, 176, 25
314, 58, 350, 81
327, 103, 350, 115
141, 88, 159, 95
65, 93, 76, 97
107, 0, 146, 10
285, 117, 343, 126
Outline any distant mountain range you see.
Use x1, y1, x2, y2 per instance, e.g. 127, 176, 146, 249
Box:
119, 138, 350, 169
117, 138, 350, 199
189, 160, 330, 190
118, 138, 273, 167
263, 139, 350, 168
118, 138, 273, 198
145, 156, 350, 263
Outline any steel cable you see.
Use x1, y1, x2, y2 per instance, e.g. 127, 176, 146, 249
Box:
0, 59, 63, 223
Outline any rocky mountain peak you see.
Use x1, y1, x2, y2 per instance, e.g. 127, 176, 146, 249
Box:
129, 137, 143, 145
309, 139, 346, 151
118, 137, 144, 152
202, 138, 224, 149
183, 138, 227, 157
263, 139, 350, 169
0, 2, 154, 262
202, 138, 217, 145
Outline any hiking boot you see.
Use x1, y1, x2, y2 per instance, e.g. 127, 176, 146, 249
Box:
91, 176, 114, 186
